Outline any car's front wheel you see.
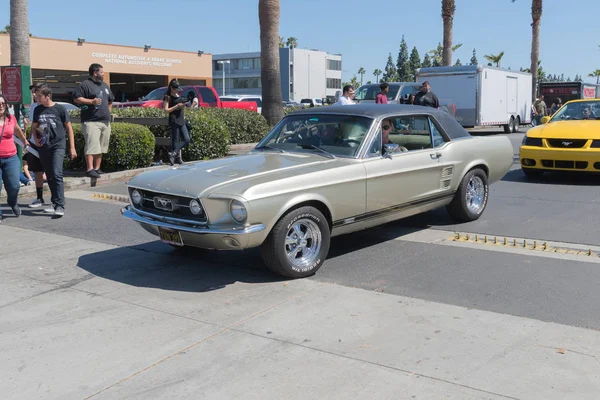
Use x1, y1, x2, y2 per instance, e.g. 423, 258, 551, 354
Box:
261, 206, 330, 278
446, 168, 489, 222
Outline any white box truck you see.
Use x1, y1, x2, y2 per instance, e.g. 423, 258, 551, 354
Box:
415, 65, 533, 133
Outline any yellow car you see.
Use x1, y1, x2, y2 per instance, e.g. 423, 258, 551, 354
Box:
520, 99, 600, 178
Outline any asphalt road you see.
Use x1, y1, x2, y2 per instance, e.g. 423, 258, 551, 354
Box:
2, 128, 600, 332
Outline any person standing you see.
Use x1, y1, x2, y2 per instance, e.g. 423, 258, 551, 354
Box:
73, 63, 115, 178
376, 83, 389, 104
335, 85, 356, 105
32, 85, 77, 217
163, 79, 191, 165
413, 81, 440, 108
0, 94, 30, 222
24, 83, 47, 208
533, 95, 547, 124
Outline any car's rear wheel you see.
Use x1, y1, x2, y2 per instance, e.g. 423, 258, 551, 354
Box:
261, 206, 330, 278
522, 168, 544, 179
446, 168, 489, 222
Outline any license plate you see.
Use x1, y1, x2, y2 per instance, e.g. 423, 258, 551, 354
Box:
158, 227, 183, 246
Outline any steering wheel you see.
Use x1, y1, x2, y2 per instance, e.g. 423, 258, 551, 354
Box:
397, 146, 409, 152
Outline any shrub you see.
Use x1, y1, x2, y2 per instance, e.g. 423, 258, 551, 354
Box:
181, 111, 230, 161
65, 122, 155, 172
196, 108, 270, 144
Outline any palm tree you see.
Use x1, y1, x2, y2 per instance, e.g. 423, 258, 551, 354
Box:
442, 0, 456, 66
589, 70, 600, 84
285, 37, 297, 49
259, 0, 283, 126
278, 36, 285, 48
513, 0, 542, 101
484, 51, 505, 67
373, 68, 382, 83
358, 67, 366, 85
10, 0, 30, 67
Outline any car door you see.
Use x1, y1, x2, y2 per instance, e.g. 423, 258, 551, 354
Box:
363, 115, 454, 213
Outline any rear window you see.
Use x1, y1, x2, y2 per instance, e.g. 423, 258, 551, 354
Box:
197, 87, 218, 105
142, 87, 167, 101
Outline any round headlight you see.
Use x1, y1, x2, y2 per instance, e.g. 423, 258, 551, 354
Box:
189, 199, 202, 215
131, 189, 142, 204
230, 200, 247, 224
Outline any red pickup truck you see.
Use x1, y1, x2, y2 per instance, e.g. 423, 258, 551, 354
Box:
113, 85, 258, 112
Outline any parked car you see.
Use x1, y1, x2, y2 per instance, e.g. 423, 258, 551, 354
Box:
519, 99, 600, 178
300, 98, 323, 107
355, 82, 422, 104
220, 95, 262, 113
121, 104, 513, 278
113, 86, 258, 112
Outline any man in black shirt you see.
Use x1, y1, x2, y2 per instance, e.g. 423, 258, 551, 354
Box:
73, 63, 115, 178
413, 81, 440, 108
32, 85, 77, 217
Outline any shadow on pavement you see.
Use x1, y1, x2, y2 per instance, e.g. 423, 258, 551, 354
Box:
502, 168, 600, 185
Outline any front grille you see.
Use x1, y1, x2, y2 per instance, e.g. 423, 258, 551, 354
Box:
546, 139, 588, 148
540, 160, 588, 169
128, 187, 207, 222
594, 162, 600, 170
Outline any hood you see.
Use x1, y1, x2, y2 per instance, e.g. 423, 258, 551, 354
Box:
528, 120, 600, 140
127, 151, 337, 198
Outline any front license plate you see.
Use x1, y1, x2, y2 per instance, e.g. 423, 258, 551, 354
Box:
158, 227, 183, 246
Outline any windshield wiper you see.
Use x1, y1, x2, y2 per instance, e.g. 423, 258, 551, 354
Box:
255, 144, 285, 153
300, 144, 336, 159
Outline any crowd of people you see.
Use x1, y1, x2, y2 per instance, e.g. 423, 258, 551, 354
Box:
334, 81, 440, 108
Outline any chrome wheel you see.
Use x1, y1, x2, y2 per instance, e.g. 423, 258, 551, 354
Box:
466, 175, 485, 213
285, 219, 322, 268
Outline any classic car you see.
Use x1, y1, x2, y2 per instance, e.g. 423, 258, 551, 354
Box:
121, 104, 514, 278
520, 99, 600, 178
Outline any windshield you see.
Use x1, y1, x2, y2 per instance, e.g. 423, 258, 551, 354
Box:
257, 114, 374, 157
354, 84, 400, 101
142, 87, 168, 101
550, 101, 600, 121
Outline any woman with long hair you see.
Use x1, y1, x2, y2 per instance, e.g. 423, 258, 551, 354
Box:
163, 79, 191, 165
0, 94, 30, 222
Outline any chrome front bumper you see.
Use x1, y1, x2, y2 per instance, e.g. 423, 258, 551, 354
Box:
121, 205, 267, 250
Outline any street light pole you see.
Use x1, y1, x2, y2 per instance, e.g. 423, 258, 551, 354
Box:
217, 60, 230, 96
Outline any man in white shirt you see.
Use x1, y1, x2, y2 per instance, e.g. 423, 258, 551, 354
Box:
335, 85, 356, 105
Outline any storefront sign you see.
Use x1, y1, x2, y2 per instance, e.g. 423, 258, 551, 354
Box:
92, 52, 183, 68
583, 86, 597, 98
1, 65, 32, 104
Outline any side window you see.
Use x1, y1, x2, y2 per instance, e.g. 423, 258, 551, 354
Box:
248, 97, 262, 107
399, 85, 419, 103
198, 87, 218, 105
181, 89, 196, 103
368, 129, 383, 157
387, 116, 432, 151
429, 117, 448, 147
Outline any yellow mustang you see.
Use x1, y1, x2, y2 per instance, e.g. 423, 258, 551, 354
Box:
520, 99, 600, 178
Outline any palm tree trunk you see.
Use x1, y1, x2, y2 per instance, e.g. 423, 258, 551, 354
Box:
259, 0, 284, 126
530, 0, 542, 101
9, 0, 30, 66
442, 0, 455, 66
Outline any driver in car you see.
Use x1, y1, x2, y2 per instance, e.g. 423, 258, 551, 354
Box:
581, 106, 594, 120
381, 119, 394, 151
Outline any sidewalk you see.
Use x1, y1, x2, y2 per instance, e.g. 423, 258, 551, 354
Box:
1, 225, 598, 399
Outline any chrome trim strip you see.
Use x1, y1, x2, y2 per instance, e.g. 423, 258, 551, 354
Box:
122, 206, 266, 235
128, 206, 208, 226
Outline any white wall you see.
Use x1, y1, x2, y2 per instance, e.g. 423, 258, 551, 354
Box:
291, 49, 327, 101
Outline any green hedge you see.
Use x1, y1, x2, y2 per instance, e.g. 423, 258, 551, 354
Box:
182, 111, 230, 161
64, 122, 155, 172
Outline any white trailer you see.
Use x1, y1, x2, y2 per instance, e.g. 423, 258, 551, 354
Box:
415, 65, 532, 133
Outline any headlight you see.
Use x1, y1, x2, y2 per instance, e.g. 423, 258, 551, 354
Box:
230, 200, 247, 224
189, 199, 202, 215
131, 189, 142, 204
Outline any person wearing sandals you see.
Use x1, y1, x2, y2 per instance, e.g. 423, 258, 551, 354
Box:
0, 94, 30, 222
163, 79, 190, 165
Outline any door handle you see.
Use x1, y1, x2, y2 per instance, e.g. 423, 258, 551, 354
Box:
430, 152, 442, 159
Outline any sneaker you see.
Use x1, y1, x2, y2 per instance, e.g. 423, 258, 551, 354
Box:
54, 206, 65, 217
44, 205, 56, 214
95, 169, 106, 175
168, 152, 176, 166
86, 169, 101, 178
29, 198, 44, 208
11, 204, 21, 217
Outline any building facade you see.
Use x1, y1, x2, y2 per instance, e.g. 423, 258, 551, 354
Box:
0, 34, 213, 103
213, 48, 342, 102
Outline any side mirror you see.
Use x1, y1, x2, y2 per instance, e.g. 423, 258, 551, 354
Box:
541, 116, 551, 124
383, 143, 399, 158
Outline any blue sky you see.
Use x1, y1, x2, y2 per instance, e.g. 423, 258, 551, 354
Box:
5, 0, 600, 84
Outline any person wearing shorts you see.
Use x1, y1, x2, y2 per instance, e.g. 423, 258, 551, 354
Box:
73, 63, 115, 178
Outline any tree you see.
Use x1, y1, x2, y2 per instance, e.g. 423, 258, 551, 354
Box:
512, 0, 543, 102
589, 70, 600, 84
278, 36, 285, 48
422, 53, 433, 68
0, 23, 32, 36
408, 47, 421, 81
430, 42, 461, 67
442, 0, 456, 66
259, 0, 283, 126
286, 37, 297, 49
9, 1, 31, 68
358, 67, 366, 85
382, 53, 398, 82
470, 48, 478, 65
455, 58, 462, 66
373, 68, 382, 83
484, 51, 505, 67
396, 35, 411, 81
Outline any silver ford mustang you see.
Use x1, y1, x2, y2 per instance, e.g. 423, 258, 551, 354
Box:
121, 104, 513, 278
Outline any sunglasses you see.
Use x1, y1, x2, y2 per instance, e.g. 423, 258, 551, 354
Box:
383, 124, 391, 130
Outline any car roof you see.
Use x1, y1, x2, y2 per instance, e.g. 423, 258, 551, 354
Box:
564, 98, 600, 104
287, 104, 471, 139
